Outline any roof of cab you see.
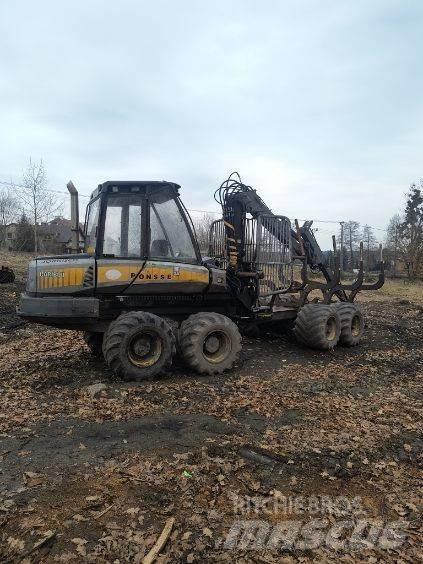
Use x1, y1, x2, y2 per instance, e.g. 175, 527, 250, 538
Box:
89, 180, 180, 201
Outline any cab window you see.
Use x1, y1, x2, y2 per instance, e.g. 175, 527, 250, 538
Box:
84, 197, 100, 252
102, 193, 143, 257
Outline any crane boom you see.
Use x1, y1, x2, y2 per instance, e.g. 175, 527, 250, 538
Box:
211, 172, 384, 307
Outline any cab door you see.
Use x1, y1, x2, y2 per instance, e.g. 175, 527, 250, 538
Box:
138, 189, 209, 294
96, 190, 146, 294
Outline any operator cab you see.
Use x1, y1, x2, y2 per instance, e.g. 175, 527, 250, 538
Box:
84, 181, 201, 264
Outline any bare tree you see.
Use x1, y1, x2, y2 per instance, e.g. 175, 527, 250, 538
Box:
362, 224, 378, 274
385, 213, 402, 276
0, 186, 19, 245
18, 159, 62, 254
344, 221, 361, 271
192, 213, 215, 255
336, 222, 346, 272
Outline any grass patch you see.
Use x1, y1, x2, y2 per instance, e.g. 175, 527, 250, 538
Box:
378, 278, 423, 303
0, 251, 34, 282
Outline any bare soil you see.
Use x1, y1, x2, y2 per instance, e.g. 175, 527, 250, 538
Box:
0, 257, 421, 562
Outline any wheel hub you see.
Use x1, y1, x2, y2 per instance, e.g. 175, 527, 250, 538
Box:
351, 314, 361, 337
325, 317, 337, 341
204, 335, 220, 354
202, 330, 231, 363
132, 336, 152, 357
127, 331, 162, 368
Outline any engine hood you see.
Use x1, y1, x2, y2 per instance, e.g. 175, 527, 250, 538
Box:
32, 255, 95, 295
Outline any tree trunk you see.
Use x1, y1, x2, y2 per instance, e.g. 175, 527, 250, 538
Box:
366, 236, 370, 276
393, 227, 398, 278
34, 207, 38, 254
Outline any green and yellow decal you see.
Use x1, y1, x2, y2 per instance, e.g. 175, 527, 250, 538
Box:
37, 267, 85, 289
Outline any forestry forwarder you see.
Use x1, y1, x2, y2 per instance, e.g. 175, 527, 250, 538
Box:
18, 173, 384, 380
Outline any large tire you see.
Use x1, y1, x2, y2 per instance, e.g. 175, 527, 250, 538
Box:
102, 312, 176, 381
178, 312, 242, 375
83, 331, 104, 357
334, 303, 365, 347
294, 304, 341, 350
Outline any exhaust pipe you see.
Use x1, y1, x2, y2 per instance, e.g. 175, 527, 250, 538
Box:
67, 180, 80, 254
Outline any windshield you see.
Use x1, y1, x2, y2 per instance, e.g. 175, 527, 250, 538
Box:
149, 189, 197, 261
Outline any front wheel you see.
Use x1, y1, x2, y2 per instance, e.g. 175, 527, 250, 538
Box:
102, 311, 176, 381
178, 312, 242, 375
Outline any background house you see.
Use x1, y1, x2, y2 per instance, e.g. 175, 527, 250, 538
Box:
0, 223, 18, 251
1, 217, 84, 254
38, 217, 84, 254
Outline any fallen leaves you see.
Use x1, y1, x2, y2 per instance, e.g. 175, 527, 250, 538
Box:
23, 471, 45, 487
71, 537, 88, 557
7, 536, 25, 552
0, 276, 422, 562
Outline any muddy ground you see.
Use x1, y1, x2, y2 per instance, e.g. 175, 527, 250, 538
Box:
0, 261, 422, 562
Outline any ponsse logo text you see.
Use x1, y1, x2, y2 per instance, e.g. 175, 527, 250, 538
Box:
131, 272, 173, 280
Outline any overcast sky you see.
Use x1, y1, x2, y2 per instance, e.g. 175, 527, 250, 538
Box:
1, 0, 422, 247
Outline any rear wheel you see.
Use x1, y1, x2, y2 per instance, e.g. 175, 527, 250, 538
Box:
103, 311, 176, 381
334, 303, 365, 346
294, 304, 341, 350
178, 312, 242, 374
83, 331, 103, 357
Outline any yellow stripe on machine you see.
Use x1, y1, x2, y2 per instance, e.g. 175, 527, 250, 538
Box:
97, 262, 209, 285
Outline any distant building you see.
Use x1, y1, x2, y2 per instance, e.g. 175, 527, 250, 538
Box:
38, 217, 84, 254
0, 217, 84, 254
0, 223, 18, 251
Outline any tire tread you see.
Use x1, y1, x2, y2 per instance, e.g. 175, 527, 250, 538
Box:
103, 311, 175, 380
179, 312, 241, 375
